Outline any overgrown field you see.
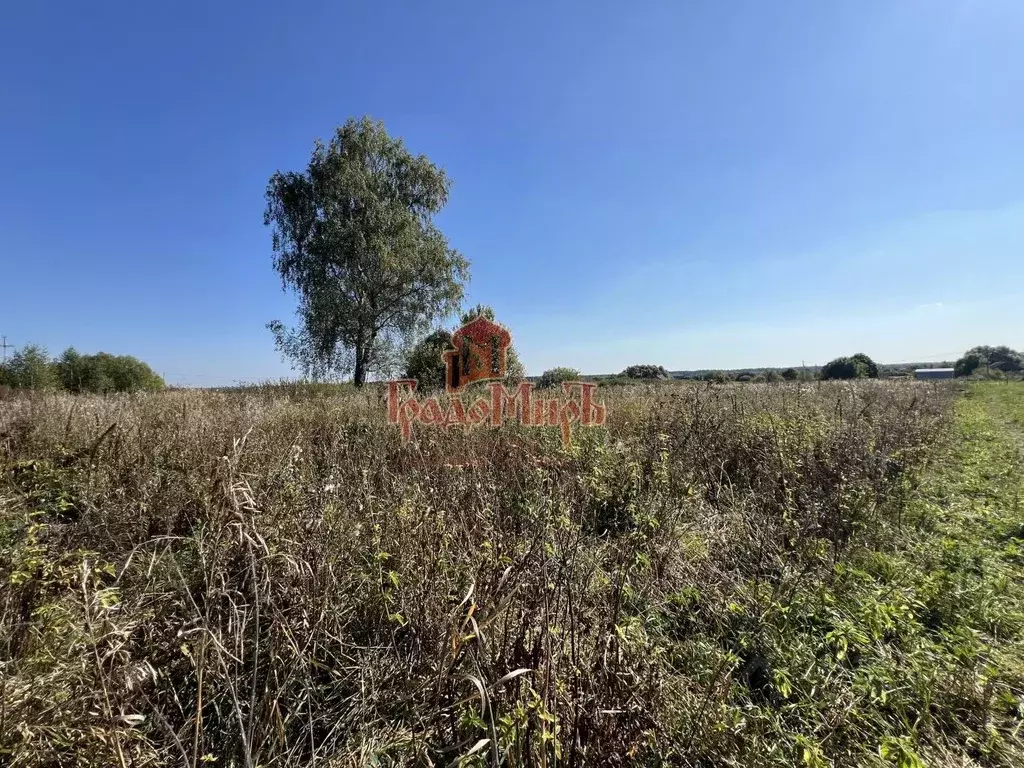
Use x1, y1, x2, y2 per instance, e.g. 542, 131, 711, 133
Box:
1, 381, 1022, 766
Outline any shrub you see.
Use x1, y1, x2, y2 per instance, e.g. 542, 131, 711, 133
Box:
821, 356, 865, 380
404, 329, 453, 391
850, 352, 879, 378
781, 368, 799, 381
954, 353, 982, 378
98, 353, 165, 392
537, 366, 581, 388
405, 307, 527, 391
622, 364, 670, 380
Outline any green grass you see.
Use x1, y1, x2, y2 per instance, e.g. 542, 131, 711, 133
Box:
737, 381, 1024, 767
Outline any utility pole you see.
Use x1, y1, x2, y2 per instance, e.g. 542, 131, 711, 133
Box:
0, 336, 11, 362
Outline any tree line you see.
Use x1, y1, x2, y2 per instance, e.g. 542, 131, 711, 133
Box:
0, 345, 165, 393
694, 346, 1022, 383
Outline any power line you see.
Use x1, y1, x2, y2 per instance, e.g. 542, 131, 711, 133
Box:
0, 336, 11, 362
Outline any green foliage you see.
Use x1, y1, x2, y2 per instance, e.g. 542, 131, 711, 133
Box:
956, 345, 1023, 376
819, 353, 878, 381
954, 353, 982, 377
820, 355, 870, 380
264, 116, 470, 385
0, 345, 163, 393
622, 364, 670, 380
536, 366, 581, 388
404, 329, 453, 391
57, 347, 109, 393
0, 343, 57, 389
57, 348, 164, 393
403, 305, 526, 390
850, 352, 879, 378
99, 353, 165, 392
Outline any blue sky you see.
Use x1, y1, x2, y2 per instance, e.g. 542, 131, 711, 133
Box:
1, 1, 1021, 384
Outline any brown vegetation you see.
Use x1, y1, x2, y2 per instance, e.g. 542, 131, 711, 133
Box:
5, 380, 1009, 767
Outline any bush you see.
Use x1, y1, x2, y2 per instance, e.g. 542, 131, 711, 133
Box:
850, 352, 879, 378
954, 353, 982, 378
404, 329, 453, 391
821, 356, 865, 380
405, 307, 527, 391
622, 364, 670, 380
781, 368, 799, 381
537, 366, 581, 388
98, 353, 165, 392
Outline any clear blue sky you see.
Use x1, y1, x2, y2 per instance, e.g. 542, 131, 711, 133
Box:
2, 1, 1021, 384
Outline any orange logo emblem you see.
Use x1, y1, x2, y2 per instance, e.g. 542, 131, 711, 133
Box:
443, 315, 512, 392
385, 313, 608, 447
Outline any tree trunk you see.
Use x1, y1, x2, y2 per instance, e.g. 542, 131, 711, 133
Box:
353, 344, 366, 387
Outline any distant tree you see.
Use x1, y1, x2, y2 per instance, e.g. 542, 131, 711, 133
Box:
459, 304, 525, 383
405, 305, 525, 390
98, 353, 165, 392
958, 345, 1023, 374
404, 329, 453, 391
850, 352, 879, 378
54, 348, 163, 393
953, 353, 982, 378
622, 364, 670, 380
264, 116, 470, 386
0, 344, 58, 390
780, 368, 799, 381
820, 356, 866, 380
57, 347, 110, 393
734, 372, 754, 383
711, 371, 730, 384
1, 345, 163, 393
764, 370, 783, 383
537, 367, 581, 389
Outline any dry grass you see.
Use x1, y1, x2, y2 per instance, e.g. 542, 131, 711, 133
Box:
4, 379, 1018, 767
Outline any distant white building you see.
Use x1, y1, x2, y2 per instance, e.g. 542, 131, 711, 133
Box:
915, 368, 955, 380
